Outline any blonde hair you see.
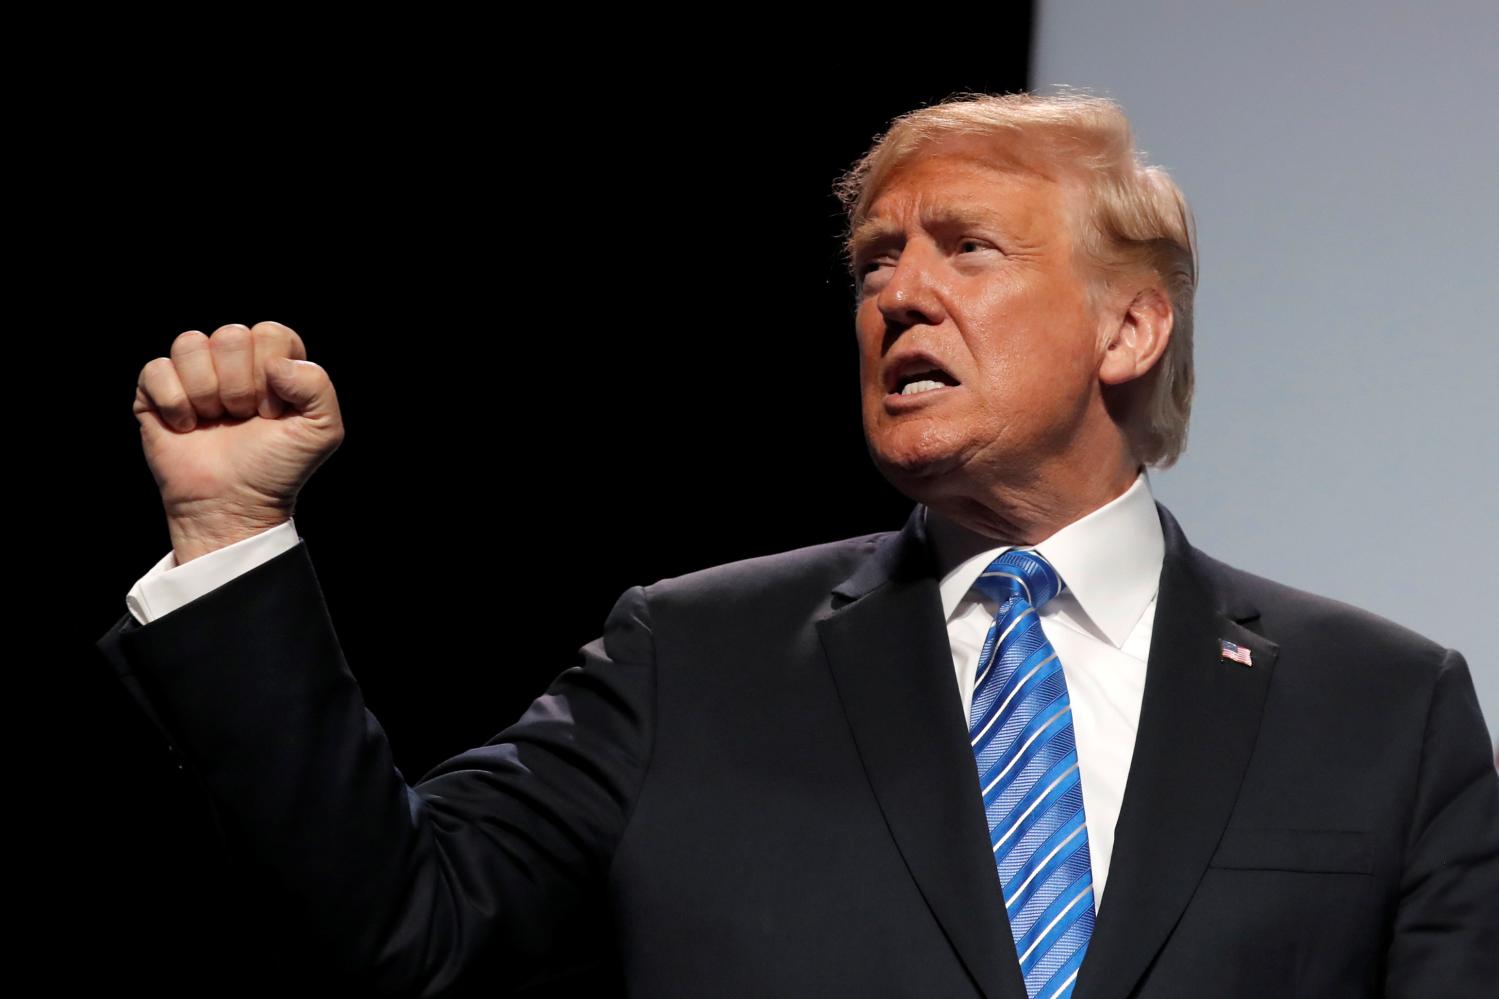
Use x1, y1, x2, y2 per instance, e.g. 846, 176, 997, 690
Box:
833, 90, 1198, 468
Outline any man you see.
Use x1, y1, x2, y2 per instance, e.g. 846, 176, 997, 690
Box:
97, 93, 1497, 997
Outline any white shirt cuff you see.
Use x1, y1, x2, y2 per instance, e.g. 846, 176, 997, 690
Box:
126, 518, 301, 625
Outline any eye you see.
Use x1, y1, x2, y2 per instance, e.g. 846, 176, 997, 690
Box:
958, 238, 992, 254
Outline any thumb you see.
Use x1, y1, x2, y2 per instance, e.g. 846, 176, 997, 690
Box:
265, 358, 337, 419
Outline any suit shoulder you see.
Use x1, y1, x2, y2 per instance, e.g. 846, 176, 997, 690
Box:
642, 529, 892, 609
1196, 548, 1451, 673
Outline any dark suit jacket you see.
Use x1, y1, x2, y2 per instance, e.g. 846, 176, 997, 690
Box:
94, 501, 1499, 997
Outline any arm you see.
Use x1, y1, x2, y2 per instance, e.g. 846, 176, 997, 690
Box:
95, 537, 656, 997
97, 519, 300, 765
1383, 648, 1499, 995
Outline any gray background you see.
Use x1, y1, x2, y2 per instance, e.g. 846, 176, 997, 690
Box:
1034, 0, 1497, 741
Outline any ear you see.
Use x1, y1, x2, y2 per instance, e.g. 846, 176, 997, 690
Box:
1098, 282, 1173, 386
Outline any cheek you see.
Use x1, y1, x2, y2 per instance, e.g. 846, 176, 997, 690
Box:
987, 287, 1096, 385
854, 312, 883, 381
966, 332, 1095, 419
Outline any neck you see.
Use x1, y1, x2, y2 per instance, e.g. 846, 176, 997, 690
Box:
925, 458, 1142, 547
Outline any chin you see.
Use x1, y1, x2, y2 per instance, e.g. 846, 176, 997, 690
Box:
868, 443, 966, 498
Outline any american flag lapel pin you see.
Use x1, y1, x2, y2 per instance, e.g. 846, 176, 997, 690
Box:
1220, 639, 1253, 666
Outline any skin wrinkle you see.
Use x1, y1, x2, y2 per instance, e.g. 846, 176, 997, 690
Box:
848, 204, 1044, 268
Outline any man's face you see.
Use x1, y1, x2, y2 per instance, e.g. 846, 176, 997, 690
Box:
851, 139, 1110, 502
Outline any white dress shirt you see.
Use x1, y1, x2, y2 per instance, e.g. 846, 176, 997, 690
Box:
924, 469, 1164, 908
125, 471, 1164, 907
126, 518, 302, 624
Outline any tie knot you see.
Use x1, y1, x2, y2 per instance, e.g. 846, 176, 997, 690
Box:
972, 548, 1065, 611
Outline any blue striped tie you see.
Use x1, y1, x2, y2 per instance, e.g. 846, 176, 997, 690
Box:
968, 549, 1095, 999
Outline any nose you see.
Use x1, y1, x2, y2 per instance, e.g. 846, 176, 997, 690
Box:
875, 242, 946, 330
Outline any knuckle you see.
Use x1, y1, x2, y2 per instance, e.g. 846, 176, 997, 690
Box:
142, 356, 175, 379
211, 323, 250, 344
171, 331, 210, 362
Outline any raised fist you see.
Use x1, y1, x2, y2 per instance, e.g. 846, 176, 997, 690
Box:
134, 321, 344, 563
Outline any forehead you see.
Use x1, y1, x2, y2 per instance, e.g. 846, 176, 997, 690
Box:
858, 144, 1073, 244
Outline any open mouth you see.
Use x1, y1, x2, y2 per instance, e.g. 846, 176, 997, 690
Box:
891, 367, 960, 396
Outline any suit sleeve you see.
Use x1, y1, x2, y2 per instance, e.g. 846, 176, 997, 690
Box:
126, 518, 300, 624
1383, 647, 1499, 996
93, 537, 656, 997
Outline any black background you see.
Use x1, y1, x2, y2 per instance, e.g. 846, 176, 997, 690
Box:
48, 29, 1035, 998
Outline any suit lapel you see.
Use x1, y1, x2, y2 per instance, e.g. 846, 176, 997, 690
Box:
817, 500, 1276, 999
1072, 501, 1278, 999
818, 505, 1030, 999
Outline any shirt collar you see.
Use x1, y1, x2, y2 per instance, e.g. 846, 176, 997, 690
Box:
924, 469, 1164, 649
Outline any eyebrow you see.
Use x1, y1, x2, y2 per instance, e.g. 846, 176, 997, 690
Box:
844, 204, 1017, 263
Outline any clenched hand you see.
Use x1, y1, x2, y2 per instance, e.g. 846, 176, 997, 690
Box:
134, 321, 344, 564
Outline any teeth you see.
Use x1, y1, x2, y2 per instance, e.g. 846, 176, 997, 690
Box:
900, 379, 948, 396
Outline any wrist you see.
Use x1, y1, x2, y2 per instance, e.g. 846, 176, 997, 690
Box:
167, 510, 291, 564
